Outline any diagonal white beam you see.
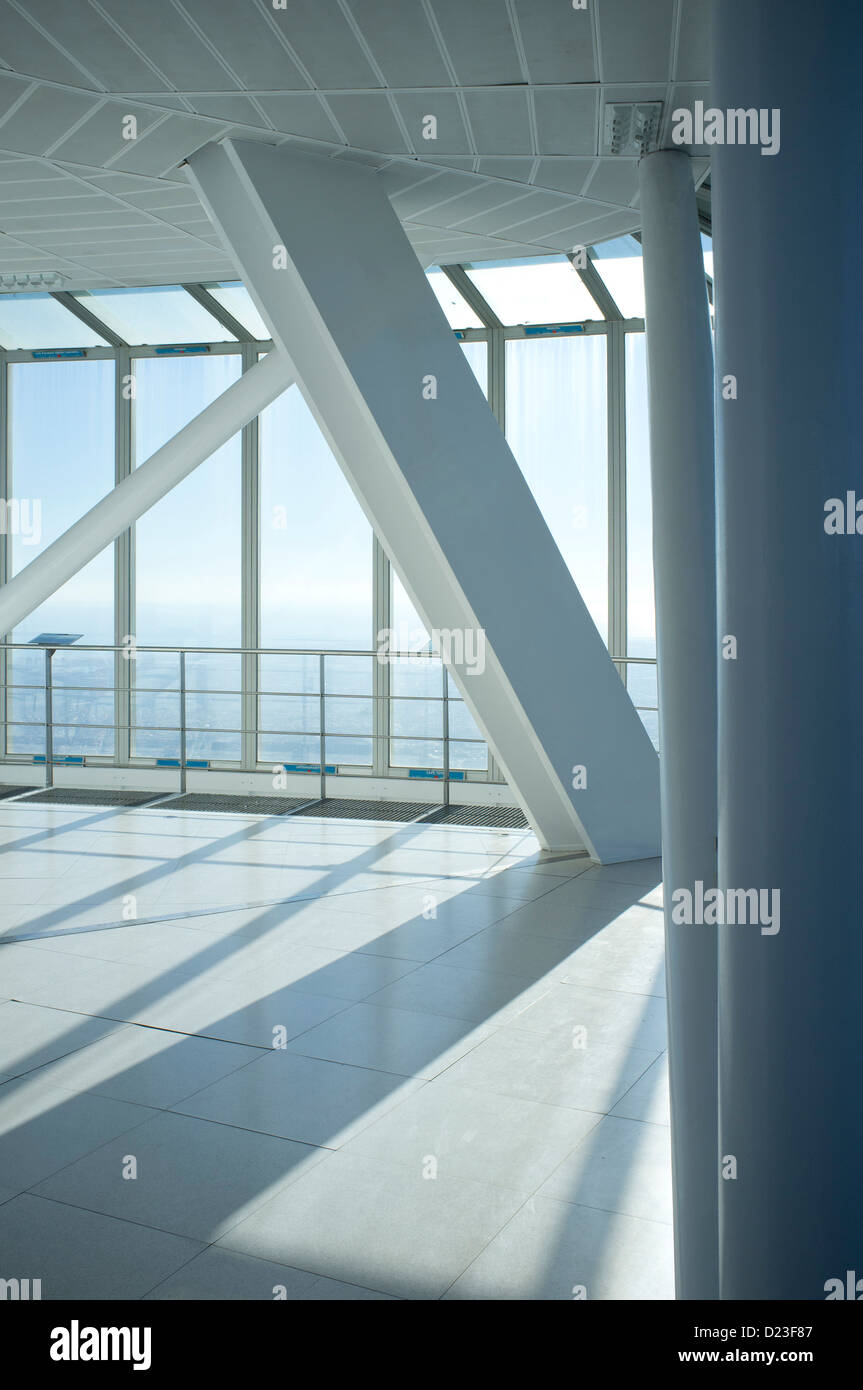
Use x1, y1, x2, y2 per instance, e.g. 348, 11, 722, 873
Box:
0, 349, 293, 639
188, 140, 660, 860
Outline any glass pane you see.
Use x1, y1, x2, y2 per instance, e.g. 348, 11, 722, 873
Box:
260, 384, 373, 651
505, 335, 608, 639
460, 339, 488, 395
390, 651, 441, 699
259, 654, 320, 696
447, 699, 482, 741
425, 269, 482, 329
132, 355, 242, 758
591, 237, 645, 318
7, 359, 115, 754
9, 360, 115, 645
76, 287, 235, 344
0, 293, 109, 349
465, 257, 599, 325
625, 333, 655, 662
392, 698, 443, 740
133, 355, 242, 649
206, 282, 271, 339
390, 738, 441, 769
450, 741, 488, 771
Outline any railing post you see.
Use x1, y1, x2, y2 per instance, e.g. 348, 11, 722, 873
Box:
44, 646, 54, 789
441, 661, 450, 809
319, 653, 326, 802
178, 649, 187, 795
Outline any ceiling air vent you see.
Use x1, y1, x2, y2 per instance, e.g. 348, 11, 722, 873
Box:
602, 102, 663, 157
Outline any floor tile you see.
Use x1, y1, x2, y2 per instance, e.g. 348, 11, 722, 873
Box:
539, 1114, 673, 1223
440, 1027, 659, 1114
444, 1194, 674, 1299
173, 1048, 422, 1147
343, 1078, 600, 1195
0, 1000, 123, 1079
35, 1023, 262, 1109
610, 1054, 670, 1125
219, 1150, 523, 1299
0, 1193, 203, 1300
144, 1246, 395, 1300
34, 1109, 323, 1241
365, 961, 550, 1025
286, 1001, 493, 1080
0, 1074, 155, 1189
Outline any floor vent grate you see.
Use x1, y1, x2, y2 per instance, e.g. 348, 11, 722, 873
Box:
419, 805, 529, 829
0, 785, 34, 801
15, 788, 163, 808
292, 798, 428, 822
158, 794, 314, 815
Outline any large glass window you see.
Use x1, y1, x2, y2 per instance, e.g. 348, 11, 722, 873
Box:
625, 332, 658, 748
259, 384, 373, 768
505, 335, 608, 640
132, 354, 243, 760
7, 359, 115, 756
466, 257, 599, 324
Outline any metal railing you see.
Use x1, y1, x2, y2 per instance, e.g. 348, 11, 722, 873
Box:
0, 642, 659, 800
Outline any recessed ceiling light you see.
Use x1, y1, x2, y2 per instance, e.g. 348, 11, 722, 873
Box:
602, 103, 663, 158
0, 271, 66, 291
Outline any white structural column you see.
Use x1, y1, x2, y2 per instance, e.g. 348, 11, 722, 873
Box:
188, 140, 660, 861
638, 150, 718, 1299
713, 0, 863, 1296
0, 350, 292, 638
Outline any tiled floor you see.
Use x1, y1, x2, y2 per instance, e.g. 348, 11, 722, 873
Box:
0, 797, 672, 1300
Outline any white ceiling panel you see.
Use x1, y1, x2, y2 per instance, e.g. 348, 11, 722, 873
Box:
48, 102, 168, 166
275, 0, 380, 89
582, 159, 640, 207
0, 86, 97, 155
325, 94, 411, 155
597, 0, 676, 83
254, 95, 341, 143
346, 0, 452, 86
429, 0, 524, 85
394, 93, 471, 157
0, 0, 710, 286
18, 0, 171, 91
96, 0, 240, 90
463, 90, 532, 156
178, 0, 311, 90
513, 0, 596, 84
0, 2, 101, 88
533, 88, 598, 157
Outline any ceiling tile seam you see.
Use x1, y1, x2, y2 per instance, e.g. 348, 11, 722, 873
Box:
400, 215, 626, 261
442, 188, 562, 231
590, 0, 605, 86
0, 81, 41, 136
52, 157, 187, 187
335, 0, 417, 158
169, 0, 273, 129
417, 0, 479, 167
6, 0, 105, 93
484, 188, 636, 236
669, 0, 683, 82
504, 0, 533, 84
401, 180, 537, 223
657, 0, 684, 149
42, 97, 112, 160
30, 154, 235, 259
100, 110, 178, 169
87, 0, 197, 113
0, 221, 132, 283
0, 78, 710, 102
